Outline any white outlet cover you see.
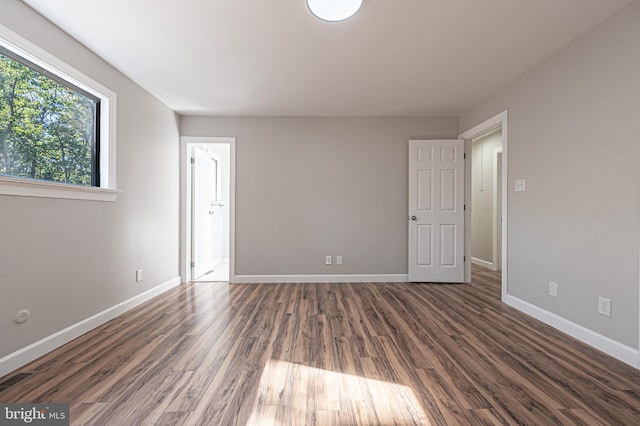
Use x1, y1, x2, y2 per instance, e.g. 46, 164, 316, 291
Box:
548, 281, 558, 298
515, 179, 526, 192
336, 256, 343, 265
598, 297, 611, 317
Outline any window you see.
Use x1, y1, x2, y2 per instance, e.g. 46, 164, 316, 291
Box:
0, 24, 117, 201
1, 48, 100, 186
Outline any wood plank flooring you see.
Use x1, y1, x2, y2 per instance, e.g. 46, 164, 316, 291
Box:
2, 266, 640, 425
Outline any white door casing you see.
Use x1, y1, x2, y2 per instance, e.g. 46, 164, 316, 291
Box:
180, 136, 236, 285
408, 139, 465, 282
459, 110, 508, 295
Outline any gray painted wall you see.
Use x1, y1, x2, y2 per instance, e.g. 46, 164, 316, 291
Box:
181, 116, 459, 276
1, 0, 180, 358
471, 130, 502, 263
460, 1, 640, 348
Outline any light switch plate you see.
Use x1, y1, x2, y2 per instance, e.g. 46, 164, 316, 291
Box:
515, 179, 526, 192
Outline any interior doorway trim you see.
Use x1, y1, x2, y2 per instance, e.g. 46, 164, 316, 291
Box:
459, 110, 508, 301
180, 136, 236, 283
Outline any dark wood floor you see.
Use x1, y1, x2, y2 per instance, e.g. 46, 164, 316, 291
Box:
2, 266, 640, 425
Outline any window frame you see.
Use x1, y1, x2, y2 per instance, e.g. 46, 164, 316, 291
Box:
0, 24, 118, 202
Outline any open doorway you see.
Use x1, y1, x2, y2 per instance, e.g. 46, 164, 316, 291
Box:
460, 111, 508, 301
470, 129, 502, 272
180, 137, 236, 283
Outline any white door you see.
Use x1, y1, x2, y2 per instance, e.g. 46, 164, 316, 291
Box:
408, 140, 465, 282
191, 147, 220, 279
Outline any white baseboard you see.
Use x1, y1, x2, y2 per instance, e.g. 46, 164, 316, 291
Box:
471, 257, 497, 271
505, 294, 640, 369
0, 276, 182, 379
234, 274, 409, 284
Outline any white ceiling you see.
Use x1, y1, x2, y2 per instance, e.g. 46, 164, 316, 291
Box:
22, 0, 630, 116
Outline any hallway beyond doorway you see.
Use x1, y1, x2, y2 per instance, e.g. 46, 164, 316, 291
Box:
193, 259, 230, 282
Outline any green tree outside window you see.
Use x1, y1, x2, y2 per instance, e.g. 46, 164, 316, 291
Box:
0, 52, 98, 186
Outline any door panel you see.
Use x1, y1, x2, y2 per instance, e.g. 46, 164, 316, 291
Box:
191, 147, 221, 279
440, 224, 456, 266
417, 225, 433, 266
409, 139, 465, 282
440, 169, 456, 211
417, 170, 433, 211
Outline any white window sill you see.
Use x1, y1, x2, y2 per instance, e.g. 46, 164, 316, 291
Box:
0, 176, 120, 202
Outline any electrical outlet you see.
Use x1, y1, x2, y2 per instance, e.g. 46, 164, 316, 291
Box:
515, 179, 526, 192
336, 256, 343, 265
325, 256, 332, 265
598, 297, 611, 317
548, 281, 558, 298
136, 269, 144, 282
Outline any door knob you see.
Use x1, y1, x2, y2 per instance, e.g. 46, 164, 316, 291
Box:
410, 216, 417, 221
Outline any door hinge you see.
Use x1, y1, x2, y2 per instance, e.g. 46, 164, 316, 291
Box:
190, 157, 195, 164
190, 261, 195, 268
464, 204, 466, 211
464, 153, 466, 159
463, 256, 466, 262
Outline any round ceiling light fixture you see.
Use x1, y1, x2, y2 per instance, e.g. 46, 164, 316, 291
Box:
307, 0, 364, 22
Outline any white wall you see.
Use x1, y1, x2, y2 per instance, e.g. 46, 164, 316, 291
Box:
460, 1, 640, 349
0, 0, 180, 362
181, 116, 459, 276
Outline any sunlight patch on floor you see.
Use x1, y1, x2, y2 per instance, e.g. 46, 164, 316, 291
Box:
247, 359, 431, 425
